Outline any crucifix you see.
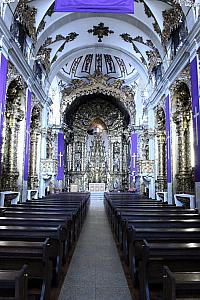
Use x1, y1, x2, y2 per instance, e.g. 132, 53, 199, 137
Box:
132, 153, 136, 168
58, 152, 63, 167
193, 105, 199, 146
166, 132, 170, 159
25, 128, 30, 155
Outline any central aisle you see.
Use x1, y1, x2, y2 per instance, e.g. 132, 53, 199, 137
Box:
58, 200, 133, 300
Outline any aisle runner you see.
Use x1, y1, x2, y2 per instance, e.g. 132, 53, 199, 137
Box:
58, 200, 132, 300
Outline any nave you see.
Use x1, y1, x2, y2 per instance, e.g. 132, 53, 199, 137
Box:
58, 200, 132, 300
0, 192, 200, 299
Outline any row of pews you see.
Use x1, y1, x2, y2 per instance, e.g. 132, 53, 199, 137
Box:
0, 192, 90, 300
104, 192, 200, 300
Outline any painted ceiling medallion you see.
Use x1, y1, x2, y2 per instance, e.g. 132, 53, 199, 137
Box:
88, 23, 114, 42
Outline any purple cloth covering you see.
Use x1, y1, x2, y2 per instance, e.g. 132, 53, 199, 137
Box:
54, 0, 134, 13
130, 133, 137, 181
0, 53, 8, 174
166, 95, 172, 183
190, 56, 200, 182
23, 89, 32, 181
57, 132, 64, 180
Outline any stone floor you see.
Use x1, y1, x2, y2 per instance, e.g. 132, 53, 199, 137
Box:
58, 200, 133, 300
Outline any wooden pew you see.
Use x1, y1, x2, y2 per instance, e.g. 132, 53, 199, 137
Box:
0, 239, 53, 300
115, 211, 200, 241
120, 218, 200, 258
0, 264, 28, 300
0, 225, 67, 285
136, 240, 200, 300
1, 210, 78, 245
163, 266, 200, 300
0, 216, 72, 265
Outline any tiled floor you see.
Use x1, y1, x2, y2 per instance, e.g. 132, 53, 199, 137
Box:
58, 200, 133, 300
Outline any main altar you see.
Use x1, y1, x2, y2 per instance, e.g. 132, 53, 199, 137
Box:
61, 74, 135, 192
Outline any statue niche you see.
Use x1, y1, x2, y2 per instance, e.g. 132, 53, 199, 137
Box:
87, 118, 108, 183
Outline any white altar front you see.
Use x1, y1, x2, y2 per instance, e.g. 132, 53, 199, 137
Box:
89, 183, 105, 192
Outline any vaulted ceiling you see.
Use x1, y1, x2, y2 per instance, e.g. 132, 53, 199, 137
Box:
5, 0, 194, 86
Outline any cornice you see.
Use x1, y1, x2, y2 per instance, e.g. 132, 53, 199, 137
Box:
147, 18, 200, 109
0, 16, 47, 106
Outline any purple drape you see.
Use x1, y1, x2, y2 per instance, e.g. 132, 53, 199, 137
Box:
23, 89, 32, 181
0, 53, 8, 174
57, 132, 64, 180
190, 56, 200, 182
166, 95, 172, 183
130, 133, 137, 181
54, 0, 134, 13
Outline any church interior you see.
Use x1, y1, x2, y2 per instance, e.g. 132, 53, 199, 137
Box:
0, 0, 200, 299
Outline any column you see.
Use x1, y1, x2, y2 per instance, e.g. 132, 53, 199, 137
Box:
156, 132, 166, 192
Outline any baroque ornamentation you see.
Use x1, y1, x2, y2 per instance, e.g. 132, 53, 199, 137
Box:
37, 4, 54, 35
29, 104, 41, 189
155, 105, 167, 192
15, 0, 37, 44
146, 49, 162, 75
171, 81, 193, 193
120, 33, 147, 66
1, 79, 25, 191
162, 3, 184, 45
37, 32, 79, 68
61, 72, 136, 125
88, 23, 114, 42
6, 63, 24, 91
64, 96, 129, 191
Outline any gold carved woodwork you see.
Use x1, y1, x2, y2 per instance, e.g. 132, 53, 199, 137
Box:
61, 72, 136, 125
162, 3, 184, 46
29, 105, 41, 189
155, 106, 167, 192
15, 0, 37, 44
1, 79, 25, 191
64, 96, 129, 191
172, 81, 193, 193
138, 160, 154, 174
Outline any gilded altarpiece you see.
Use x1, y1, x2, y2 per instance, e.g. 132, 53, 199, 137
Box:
64, 98, 130, 191
61, 73, 135, 192
1, 77, 25, 191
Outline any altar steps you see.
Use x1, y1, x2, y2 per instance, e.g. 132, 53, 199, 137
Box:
90, 192, 104, 201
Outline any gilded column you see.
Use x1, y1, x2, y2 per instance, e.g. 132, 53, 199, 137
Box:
2, 98, 24, 190
29, 129, 40, 189
156, 132, 166, 191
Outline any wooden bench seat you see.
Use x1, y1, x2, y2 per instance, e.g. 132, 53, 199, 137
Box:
120, 218, 200, 256
0, 264, 28, 300
128, 228, 200, 285
0, 216, 72, 264
136, 240, 200, 300
1, 210, 79, 244
0, 239, 53, 300
0, 225, 68, 285
163, 266, 200, 300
